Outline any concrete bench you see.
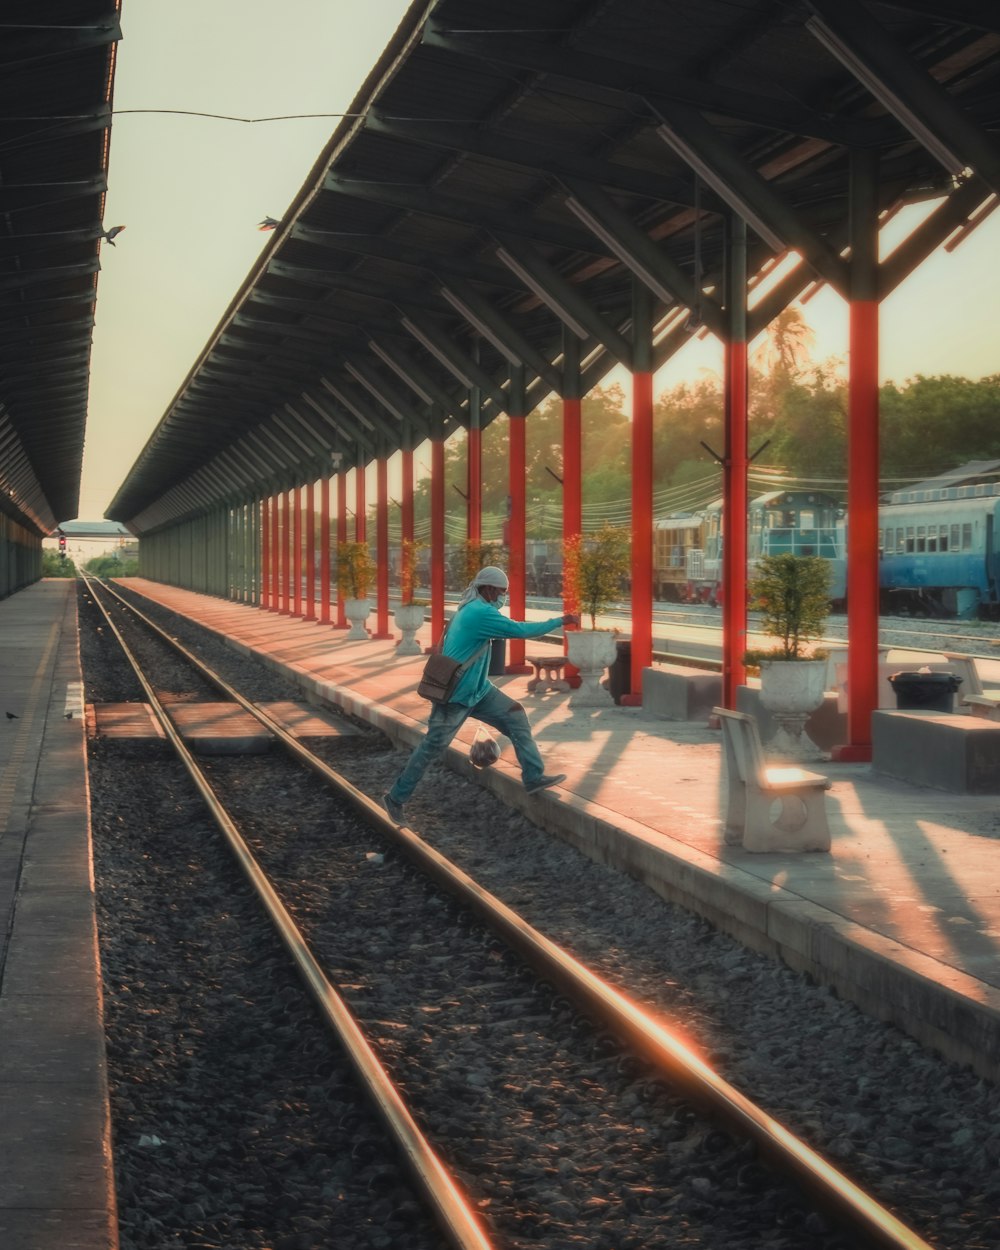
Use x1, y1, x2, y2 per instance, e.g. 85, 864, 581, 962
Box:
643, 664, 721, 721
714, 707, 832, 853
872, 709, 1000, 792
940, 651, 1000, 719
526, 654, 570, 694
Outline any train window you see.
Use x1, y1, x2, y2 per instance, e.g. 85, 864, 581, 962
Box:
963, 522, 973, 550
951, 524, 960, 549
939, 529, 948, 551
915, 526, 926, 552
799, 510, 814, 529
877, 528, 883, 550
905, 527, 914, 552
927, 525, 937, 552
895, 528, 904, 553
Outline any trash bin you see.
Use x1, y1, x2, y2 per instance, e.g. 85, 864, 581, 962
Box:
488, 636, 506, 676
888, 671, 962, 712
607, 640, 632, 705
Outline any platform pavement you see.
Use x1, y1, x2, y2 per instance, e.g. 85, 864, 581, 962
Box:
107, 578, 1000, 1084
0, 580, 116, 1250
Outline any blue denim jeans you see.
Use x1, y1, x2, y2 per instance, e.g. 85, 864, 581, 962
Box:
388, 685, 545, 804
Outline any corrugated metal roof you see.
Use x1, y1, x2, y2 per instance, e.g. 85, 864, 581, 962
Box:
0, 3, 121, 533
106, 0, 1000, 533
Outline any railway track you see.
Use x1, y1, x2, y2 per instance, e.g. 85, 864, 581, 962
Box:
80, 572, 950, 1249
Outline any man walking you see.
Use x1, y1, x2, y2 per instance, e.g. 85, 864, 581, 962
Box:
383, 566, 578, 824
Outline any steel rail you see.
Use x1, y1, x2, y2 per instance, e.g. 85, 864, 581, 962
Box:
80, 575, 495, 1250
96, 576, 935, 1250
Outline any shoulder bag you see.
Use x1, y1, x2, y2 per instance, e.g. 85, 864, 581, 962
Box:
417, 637, 490, 703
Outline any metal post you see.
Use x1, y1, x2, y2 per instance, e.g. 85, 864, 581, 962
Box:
373, 453, 392, 639
722, 216, 749, 709
562, 328, 582, 685
507, 363, 531, 673
355, 461, 366, 543
431, 413, 446, 648
623, 277, 654, 705
468, 347, 482, 546
282, 487, 292, 614
293, 484, 302, 617
319, 472, 331, 624
335, 468, 348, 629
305, 477, 316, 621
261, 493, 271, 610
834, 148, 881, 762
270, 493, 281, 612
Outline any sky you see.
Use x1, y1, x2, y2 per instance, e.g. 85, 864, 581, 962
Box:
79, 0, 1000, 522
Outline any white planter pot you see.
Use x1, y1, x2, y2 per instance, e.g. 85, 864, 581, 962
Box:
343, 597, 372, 640
566, 629, 618, 707
393, 603, 425, 656
759, 658, 828, 759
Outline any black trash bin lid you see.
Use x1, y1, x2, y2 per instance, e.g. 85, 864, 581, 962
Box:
889, 671, 962, 689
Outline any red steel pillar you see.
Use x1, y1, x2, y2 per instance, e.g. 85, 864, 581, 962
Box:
507, 364, 531, 673
305, 478, 316, 621
355, 462, 366, 543
335, 468, 348, 629
319, 471, 331, 624
270, 494, 281, 612
373, 454, 392, 639
401, 445, 415, 549
279, 489, 291, 614
261, 493, 271, 610
623, 278, 654, 704
430, 418, 446, 647
293, 484, 302, 617
468, 415, 482, 547
722, 217, 749, 709
562, 329, 582, 685
834, 149, 881, 762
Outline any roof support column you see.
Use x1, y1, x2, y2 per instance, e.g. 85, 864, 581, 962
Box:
282, 487, 293, 615
270, 493, 281, 612
430, 410, 446, 648
623, 278, 655, 705
374, 453, 392, 639
355, 463, 366, 543
261, 492, 272, 610
722, 216, 749, 710
562, 329, 583, 686
293, 484, 303, 618
507, 364, 531, 674
468, 347, 482, 546
319, 472, 331, 625
305, 478, 316, 621
401, 445, 415, 554
833, 149, 881, 763
335, 467, 348, 629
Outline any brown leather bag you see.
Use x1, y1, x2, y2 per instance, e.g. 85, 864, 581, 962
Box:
416, 641, 489, 703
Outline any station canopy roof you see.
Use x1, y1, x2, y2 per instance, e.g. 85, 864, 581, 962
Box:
0, 4, 120, 535
106, 0, 1000, 535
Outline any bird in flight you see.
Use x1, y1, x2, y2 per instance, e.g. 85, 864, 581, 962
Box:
102, 225, 126, 246
258, 216, 281, 231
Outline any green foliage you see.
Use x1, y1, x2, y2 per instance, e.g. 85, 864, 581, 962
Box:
42, 552, 76, 577
399, 538, 426, 605
83, 555, 137, 577
746, 554, 831, 661
449, 540, 505, 588
335, 541, 376, 599
563, 525, 631, 629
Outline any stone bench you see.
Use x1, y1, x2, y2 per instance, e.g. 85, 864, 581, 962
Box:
714, 708, 831, 852
872, 709, 1000, 793
643, 664, 721, 721
526, 654, 570, 694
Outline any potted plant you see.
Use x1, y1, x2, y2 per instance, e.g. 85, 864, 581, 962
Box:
743, 553, 832, 758
394, 538, 427, 656
562, 525, 631, 707
336, 540, 376, 640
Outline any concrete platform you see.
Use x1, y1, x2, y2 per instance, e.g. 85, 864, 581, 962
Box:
0, 581, 116, 1250
115, 578, 1000, 1084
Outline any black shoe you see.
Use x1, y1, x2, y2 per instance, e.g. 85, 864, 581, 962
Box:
382, 792, 405, 824
525, 773, 566, 795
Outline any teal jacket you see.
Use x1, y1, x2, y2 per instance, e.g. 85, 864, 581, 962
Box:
443, 598, 565, 705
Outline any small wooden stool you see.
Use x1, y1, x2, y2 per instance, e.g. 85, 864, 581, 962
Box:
526, 655, 570, 694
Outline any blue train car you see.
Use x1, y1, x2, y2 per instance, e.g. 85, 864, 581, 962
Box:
748, 491, 846, 604
879, 493, 1000, 618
